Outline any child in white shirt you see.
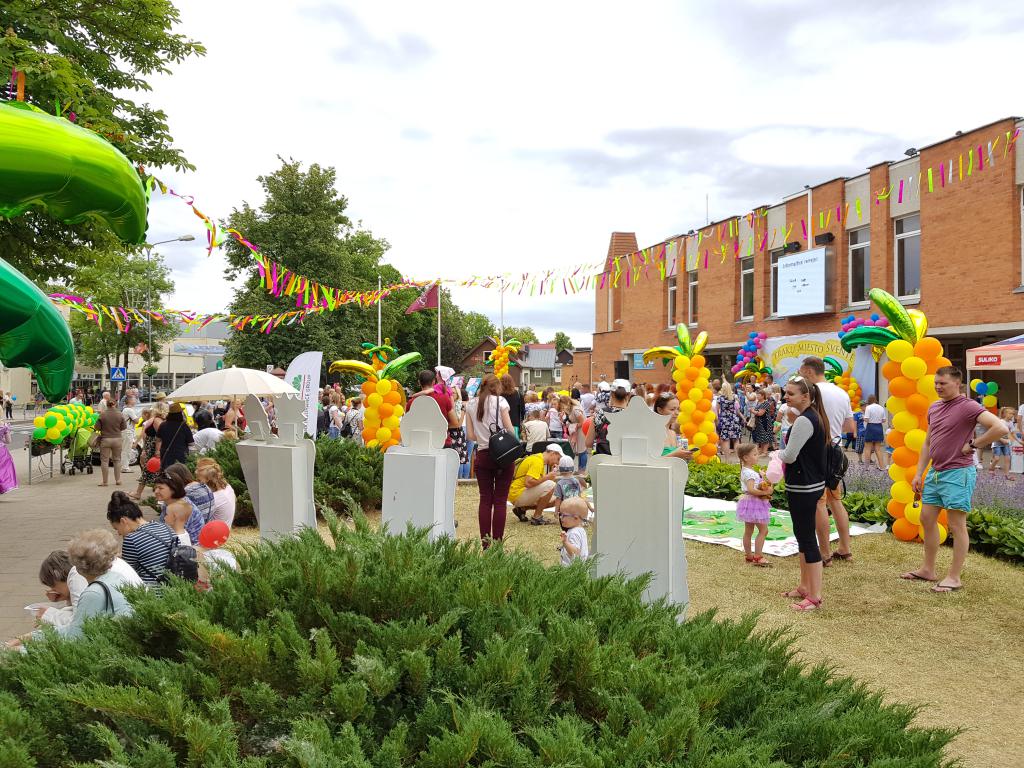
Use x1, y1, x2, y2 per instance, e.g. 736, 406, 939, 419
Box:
558, 497, 590, 566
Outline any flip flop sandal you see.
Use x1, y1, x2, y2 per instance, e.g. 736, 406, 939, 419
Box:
790, 597, 823, 612
899, 572, 937, 582
832, 552, 853, 562
931, 583, 962, 593
821, 556, 833, 567
781, 587, 807, 599
750, 556, 771, 568
529, 517, 551, 526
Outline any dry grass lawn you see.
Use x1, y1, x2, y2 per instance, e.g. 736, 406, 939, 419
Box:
232, 484, 1024, 767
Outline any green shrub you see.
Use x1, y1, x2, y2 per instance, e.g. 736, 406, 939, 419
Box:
186, 438, 384, 525
687, 463, 1024, 563
0, 516, 955, 766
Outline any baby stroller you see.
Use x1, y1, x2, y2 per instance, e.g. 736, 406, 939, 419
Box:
61, 427, 94, 476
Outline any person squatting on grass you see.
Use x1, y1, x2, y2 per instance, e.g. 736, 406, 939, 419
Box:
735, 443, 773, 567
901, 366, 1007, 593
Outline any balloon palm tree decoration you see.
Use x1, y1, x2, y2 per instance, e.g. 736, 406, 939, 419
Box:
361, 338, 398, 371
329, 345, 423, 451
841, 288, 953, 543
735, 357, 773, 384
486, 338, 523, 378
823, 356, 862, 414
644, 324, 719, 464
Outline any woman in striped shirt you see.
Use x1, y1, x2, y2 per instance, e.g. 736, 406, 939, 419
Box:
777, 376, 829, 612
107, 491, 177, 587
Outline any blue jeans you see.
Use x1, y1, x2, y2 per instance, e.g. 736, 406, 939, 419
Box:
577, 449, 589, 473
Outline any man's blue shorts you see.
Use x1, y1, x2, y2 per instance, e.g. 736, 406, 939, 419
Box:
922, 465, 976, 512
992, 443, 1010, 457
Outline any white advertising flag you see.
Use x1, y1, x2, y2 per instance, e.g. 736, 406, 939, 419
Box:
284, 351, 323, 437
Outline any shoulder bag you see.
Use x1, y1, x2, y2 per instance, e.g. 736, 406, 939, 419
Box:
487, 396, 523, 467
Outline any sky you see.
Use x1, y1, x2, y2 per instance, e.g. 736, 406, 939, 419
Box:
146, 0, 1024, 349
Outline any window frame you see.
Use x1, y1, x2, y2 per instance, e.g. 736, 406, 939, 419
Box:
769, 249, 783, 316
894, 214, 921, 300
666, 276, 677, 329
739, 256, 755, 320
848, 226, 871, 307
687, 270, 698, 326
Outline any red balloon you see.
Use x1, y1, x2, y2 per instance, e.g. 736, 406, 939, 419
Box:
198, 520, 230, 548
146, 457, 161, 473
582, 417, 592, 436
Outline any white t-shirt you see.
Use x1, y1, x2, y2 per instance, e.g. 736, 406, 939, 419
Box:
203, 548, 238, 571
864, 402, 886, 424
211, 485, 236, 526
560, 526, 589, 565
465, 395, 510, 449
580, 392, 596, 417
40, 557, 144, 628
740, 466, 761, 496
816, 380, 854, 440
194, 427, 223, 454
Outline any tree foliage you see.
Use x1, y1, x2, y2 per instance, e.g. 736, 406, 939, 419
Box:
503, 326, 539, 344
551, 331, 573, 352
0, 0, 205, 280
0, 516, 955, 766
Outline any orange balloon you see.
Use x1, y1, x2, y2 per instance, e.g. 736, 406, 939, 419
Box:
904, 465, 918, 483
389, 379, 402, 391
691, 355, 706, 369
926, 356, 952, 374
886, 430, 905, 449
892, 518, 919, 541
706, 431, 719, 444
937, 509, 949, 527
905, 394, 929, 417
361, 427, 376, 442
361, 381, 376, 395
889, 377, 916, 398
913, 337, 943, 361
378, 403, 394, 419
695, 454, 709, 464
893, 446, 918, 468
685, 367, 700, 381
682, 423, 698, 439
702, 388, 714, 400
887, 499, 906, 519
384, 390, 401, 405
881, 361, 902, 380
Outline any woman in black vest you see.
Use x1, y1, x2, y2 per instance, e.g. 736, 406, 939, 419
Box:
778, 375, 828, 612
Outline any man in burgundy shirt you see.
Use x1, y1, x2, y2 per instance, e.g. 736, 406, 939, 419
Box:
408, 369, 460, 448
902, 367, 1006, 593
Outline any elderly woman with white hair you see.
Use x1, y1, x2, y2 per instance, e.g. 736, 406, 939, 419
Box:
57, 529, 135, 638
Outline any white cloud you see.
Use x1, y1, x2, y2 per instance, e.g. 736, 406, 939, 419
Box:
144, 0, 1024, 350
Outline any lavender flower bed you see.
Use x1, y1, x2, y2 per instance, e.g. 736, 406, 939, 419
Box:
843, 460, 1024, 520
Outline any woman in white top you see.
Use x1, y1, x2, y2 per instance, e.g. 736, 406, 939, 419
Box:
196, 459, 236, 527
860, 395, 888, 470
464, 373, 516, 548
35, 549, 143, 630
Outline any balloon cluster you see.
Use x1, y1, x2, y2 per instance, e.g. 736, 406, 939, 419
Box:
837, 312, 890, 338
881, 336, 952, 543
32, 404, 97, 444
486, 338, 523, 378
970, 379, 999, 412
823, 357, 862, 413
329, 345, 423, 452
731, 331, 767, 375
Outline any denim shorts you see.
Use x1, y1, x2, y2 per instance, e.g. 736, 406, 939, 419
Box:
992, 443, 1010, 457
922, 465, 976, 512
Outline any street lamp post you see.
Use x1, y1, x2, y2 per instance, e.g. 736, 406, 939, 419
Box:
143, 235, 194, 395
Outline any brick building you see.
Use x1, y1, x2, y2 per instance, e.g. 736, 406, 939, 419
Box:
592, 117, 1024, 404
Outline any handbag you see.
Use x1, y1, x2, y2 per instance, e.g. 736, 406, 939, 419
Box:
486, 396, 523, 467
87, 430, 102, 450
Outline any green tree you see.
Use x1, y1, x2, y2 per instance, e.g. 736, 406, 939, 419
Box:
0, 1, 205, 280
503, 326, 539, 344
65, 249, 176, 396
550, 331, 573, 352
461, 311, 497, 344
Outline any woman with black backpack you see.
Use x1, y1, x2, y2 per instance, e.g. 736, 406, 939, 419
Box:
465, 373, 517, 548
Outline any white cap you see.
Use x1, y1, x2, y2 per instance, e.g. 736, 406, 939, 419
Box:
544, 443, 565, 456
558, 455, 575, 472
612, 378, 631, 391
598, 381, 611, 391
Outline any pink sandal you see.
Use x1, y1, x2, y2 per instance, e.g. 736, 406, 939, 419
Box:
781, 587, 806, 599
790, 597, 823, 612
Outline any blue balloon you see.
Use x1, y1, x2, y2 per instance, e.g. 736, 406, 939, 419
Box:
749, 331, 757, 338
838, 331, 846, 338
870, 313, 879, 321
975, 382, 987, 395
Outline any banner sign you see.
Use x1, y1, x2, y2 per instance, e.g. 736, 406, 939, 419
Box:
760, 332, 875, 398
284, 351, 323, 437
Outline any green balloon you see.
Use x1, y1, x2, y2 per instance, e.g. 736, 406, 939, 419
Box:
44, 414, 56, 428
0, 102, 148, 243
987, 382, 999, 395
32, 427, 45, 440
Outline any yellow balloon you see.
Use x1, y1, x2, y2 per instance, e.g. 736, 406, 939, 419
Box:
936, 523, 948, 545
375, 427, 392, 443
676, 355, 690, 370
969, 378, 982, 391
699, 421, 715, 435
904, 500, 922, 526
886, 396, 906, 414
85, 406, 94, 414
886, 339, 914, 362
983, 395, 997, 408
891, 481, 914, 505
707, 409, 717, 422
916, 375, 937, 399
393, 404, 404, 417
888, 463, 906, 483
700, 367, 711, 380
694, 378, 709, 391
688, 389, 703, 403
33, 416, 45, 428
893, 411, 918, 433
366, 439, 379, 449
45, 427, 61, 442
672, 370, 685, 383
691, 432, 708, 447
901, 356, 927, 380
367, 393, 383, 408
383, 416, 400, 429
376, 379, 392, 396
903, 428, 927, 453
680, 400, 696, 414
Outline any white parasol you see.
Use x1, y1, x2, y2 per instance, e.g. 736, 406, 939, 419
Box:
166, 366, 299, 401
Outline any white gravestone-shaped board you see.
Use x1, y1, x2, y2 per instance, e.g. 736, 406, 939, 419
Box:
589, 396, 689, 618
235, 394, 316, 541
381, 395, 458, 541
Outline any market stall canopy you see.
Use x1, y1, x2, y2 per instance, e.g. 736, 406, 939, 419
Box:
966, 334, 1024, 371
167, 367, 299, 401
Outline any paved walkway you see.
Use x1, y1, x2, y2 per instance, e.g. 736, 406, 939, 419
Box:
0, 442, 137, 638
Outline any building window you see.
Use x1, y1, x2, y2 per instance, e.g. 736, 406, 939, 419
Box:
849, 227, 870, 305
769, 249, 783, 315
739, 256, 754, 320
687, 271, 698, 325
666, 276, 677, 327
554, 366, 562, 384
895, 214, 920, 298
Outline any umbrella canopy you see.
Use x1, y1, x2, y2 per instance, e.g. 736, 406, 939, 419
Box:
167, 367, 299, 401
966, 334, 1024, 371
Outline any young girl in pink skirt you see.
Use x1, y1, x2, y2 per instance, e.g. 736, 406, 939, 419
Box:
737, 443, 773, 566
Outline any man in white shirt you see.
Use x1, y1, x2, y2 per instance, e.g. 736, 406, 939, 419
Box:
120, 394, 140, 472
799, 357, 855, 563
579, 383, 596, 418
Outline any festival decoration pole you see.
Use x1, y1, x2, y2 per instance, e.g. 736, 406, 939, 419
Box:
643, 324, 718, 464
841, 288, 952, 543
437, 291, 442, 367
377, 275, 382, 347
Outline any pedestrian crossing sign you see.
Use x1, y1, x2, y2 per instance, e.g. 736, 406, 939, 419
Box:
110, 367, 127, 382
